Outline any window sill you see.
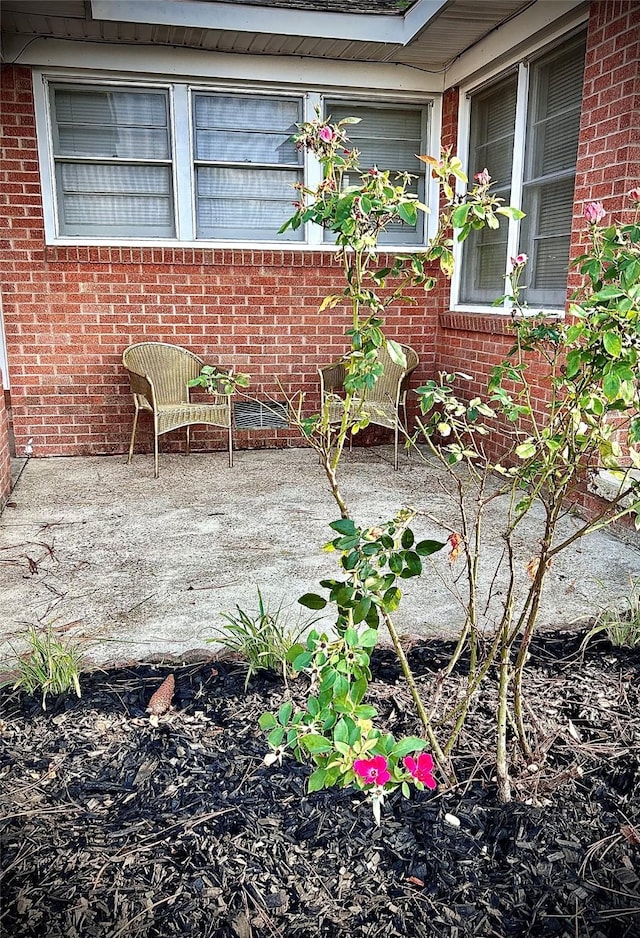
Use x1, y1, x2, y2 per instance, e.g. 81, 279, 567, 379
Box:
441, 308, 564, 334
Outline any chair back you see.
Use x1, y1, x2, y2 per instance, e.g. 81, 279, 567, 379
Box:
123, 342, 203, 405
364, 344, 419, 404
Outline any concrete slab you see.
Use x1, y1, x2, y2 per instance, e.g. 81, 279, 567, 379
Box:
1, 446, 640, 667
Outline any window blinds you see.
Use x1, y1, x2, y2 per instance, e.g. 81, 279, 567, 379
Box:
460, 76, 517, 304
520, 37, 586, 307
51, 87, 174, 238
325, 102, 427, 245
193, 93, 303, 241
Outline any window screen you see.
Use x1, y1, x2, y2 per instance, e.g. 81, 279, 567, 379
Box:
192, 93, 303, 241
460, 76, 517, 304
519, 37, 586, 306
324, 102, 427, 245
50, 86, 174, 238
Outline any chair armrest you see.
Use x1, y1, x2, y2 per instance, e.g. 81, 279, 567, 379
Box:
125, 368, 155, 408
319, 361, 347, 395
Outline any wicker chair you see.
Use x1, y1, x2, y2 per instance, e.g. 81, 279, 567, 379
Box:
318, 343, 419, 470
122, 342, 234, 478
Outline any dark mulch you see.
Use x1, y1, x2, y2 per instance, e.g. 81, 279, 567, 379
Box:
1, 630, 639, 938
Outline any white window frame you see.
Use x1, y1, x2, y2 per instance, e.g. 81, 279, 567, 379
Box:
33, 70, 439, 251
451, 27, 587, 315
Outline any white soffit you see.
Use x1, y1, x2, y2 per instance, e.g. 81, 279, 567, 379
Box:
90, 0, 449, 45
444, 0, 588, 88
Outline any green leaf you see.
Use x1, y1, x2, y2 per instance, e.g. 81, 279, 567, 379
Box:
415, 539, 446, 557
344, 627, 359, 648
333, 718, 350, 744
565, 348, 582, 379
298, 593, 327, 610
401, 528, 414, 549
496, 206, 525, 220
330, 518, 358, 536
603, 371, 621, 401
307, 767, 327, 792
397, 202, 417, 226
451, 203, 472, 228
258, 712, 277, 731
382, 586, 402, 612
359, 628, 378, 648
268, 727, 285, 747
603, 331, 622, 357
386, 339, 406, 367
278, 701, 293, 726
515, 441, 536, 460
354, 704, 377, 719
352, 596, 372, 624
391, 736, 427, 759
402, 551, 422, 577
300, 733, 333, 754
292, 651, 313, 671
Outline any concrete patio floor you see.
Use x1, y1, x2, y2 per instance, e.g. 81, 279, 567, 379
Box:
1, 444, 640, 668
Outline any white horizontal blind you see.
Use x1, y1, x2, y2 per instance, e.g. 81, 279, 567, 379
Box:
193, 93, 303, 241
460, 75, 517, 304
325, 102, 427, 245
50, 86, 174, 238
519, 37, 586, 307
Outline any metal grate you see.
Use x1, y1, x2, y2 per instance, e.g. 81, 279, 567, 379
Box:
234, 400, 289, 430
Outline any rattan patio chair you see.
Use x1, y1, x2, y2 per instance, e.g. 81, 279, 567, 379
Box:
318, 343, 419, 470
122, 342, 234, 478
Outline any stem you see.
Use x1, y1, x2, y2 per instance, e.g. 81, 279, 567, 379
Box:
382, 609, 453, 782
495, 630, 512, 804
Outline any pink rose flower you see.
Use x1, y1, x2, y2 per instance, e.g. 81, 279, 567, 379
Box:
354, 755, 391, 786
584, 201, 606, 224
474, 168, 491, 186
628, 187, 640, 203
510, 253, 528, 267
404, 752, 437, 790
318, 126, 336, 143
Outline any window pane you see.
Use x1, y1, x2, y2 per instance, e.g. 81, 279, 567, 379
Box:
520, 177, 576, 305
460, 75, 517, 303
56, 163, 174, 237
323, 102, 426, 243
193, 94, 303, 240
53, 88, 170, 159
526, 40, 585, 179
196, 167, 303, 240
193, 94, 301, 165
51, 85, 174, 238
520, 38, 586, 306
327, 104, 425, 173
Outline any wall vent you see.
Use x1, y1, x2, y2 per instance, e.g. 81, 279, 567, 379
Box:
234, 400, 289, 430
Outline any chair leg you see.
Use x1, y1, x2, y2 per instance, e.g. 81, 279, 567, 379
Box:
186, 426, 191, 456
127, 408, 139, 465
402, 400, 411, 461
228, 422, 233, 469
394, 422, 399, 472
153, 418, 160, 479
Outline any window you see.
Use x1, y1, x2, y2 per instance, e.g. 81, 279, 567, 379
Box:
460, 34, 586, 308
42, 80, 431, 245
192, 93, 303, 241
325, 101, 427, 245
50, 85, 174, 238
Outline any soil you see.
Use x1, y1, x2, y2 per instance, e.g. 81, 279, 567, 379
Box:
1, 629, 639, 938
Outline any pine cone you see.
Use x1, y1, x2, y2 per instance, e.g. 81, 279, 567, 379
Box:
146, 674, 175, 716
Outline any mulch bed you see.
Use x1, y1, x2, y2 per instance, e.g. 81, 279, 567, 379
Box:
1, 630, 639, 938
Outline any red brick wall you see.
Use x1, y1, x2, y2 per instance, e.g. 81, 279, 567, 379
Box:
0, 381, 10, 509
435, 2, 639, 434
569, 0, 640, 280
0, 65, 436, 458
